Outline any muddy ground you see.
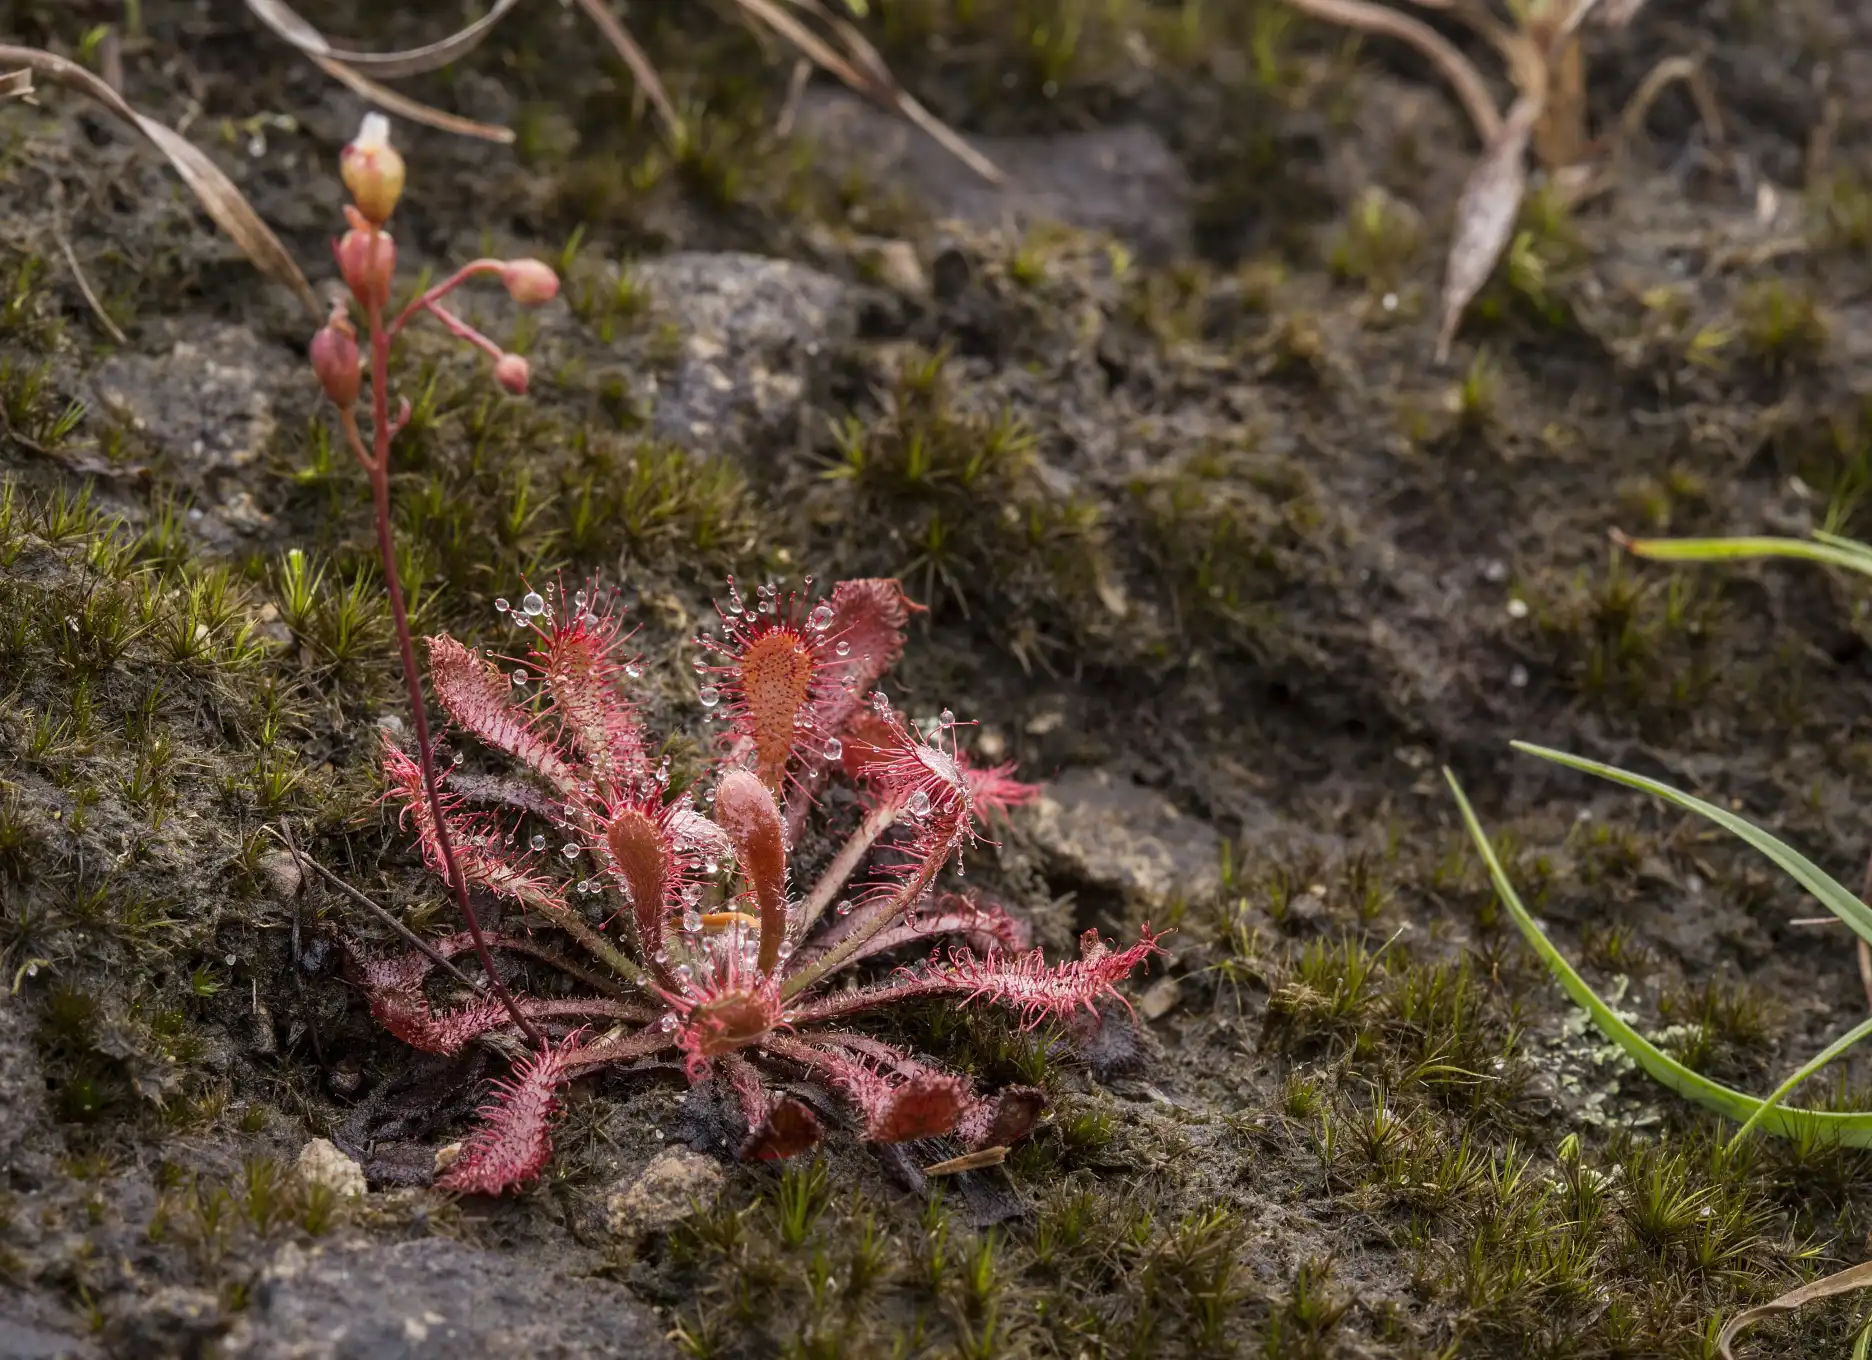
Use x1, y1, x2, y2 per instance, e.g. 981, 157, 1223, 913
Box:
6, 1, 1872, 1356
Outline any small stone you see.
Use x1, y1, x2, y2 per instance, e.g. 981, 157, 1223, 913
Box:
1138, 975, 1183, 1021
858, 238, 928, 297
296, 1138, 366, 1199
257, 849, 302, 899
605, 1147, 723, 1240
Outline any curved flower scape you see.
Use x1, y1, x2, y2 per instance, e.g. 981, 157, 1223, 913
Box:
359, 577, 1160, 1194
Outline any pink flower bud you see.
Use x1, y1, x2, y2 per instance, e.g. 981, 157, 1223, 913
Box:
494, 352, 530, 396
339, 114, 405, 226
500, 258, 560, 306
334, 225, 396, 312
310, 308, 360, 409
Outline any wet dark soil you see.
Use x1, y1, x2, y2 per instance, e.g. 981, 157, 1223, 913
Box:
8, 1, 1872, 1356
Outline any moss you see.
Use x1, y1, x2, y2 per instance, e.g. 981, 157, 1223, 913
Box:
1130, 440, 1330, 663
808, 346, 1116, 668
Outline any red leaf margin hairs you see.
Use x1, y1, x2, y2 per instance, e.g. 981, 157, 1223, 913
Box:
435, 1032, 580, 1195
428, 635, 577, 795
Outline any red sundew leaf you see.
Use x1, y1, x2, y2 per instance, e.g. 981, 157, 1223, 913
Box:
714, 770, 789, 972
960, 756, 1041, 819
436, 1035, 577, 1195
870, 1070, 970, 1143
818, 579, 924, 738
427, 635, 576, 793
1435, 94, 1541, 364
366, 988, 510, 1055
959, 1086, 1047, 1150
741, 1097, 822, 1161
535, 603, 650, 795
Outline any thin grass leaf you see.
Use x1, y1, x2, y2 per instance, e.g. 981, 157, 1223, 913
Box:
1617, 526, 1872, 578
0, 70, 30, 100
1282, 0, 1502, 145
570, 0, 683, 142
1729, 1011, 1872, 1148
0, 45, 316, 317
1717, 1260, 1872, 1360
1511, 742, 1872, 947
1435, 93, 1540, 363
770, 0, 1004, 185
307, 55, 513, 143
1444, 767, 1872, 1145
244, 0, 523, 78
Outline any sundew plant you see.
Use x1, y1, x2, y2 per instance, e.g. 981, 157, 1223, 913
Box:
360, 577, 1160, 1193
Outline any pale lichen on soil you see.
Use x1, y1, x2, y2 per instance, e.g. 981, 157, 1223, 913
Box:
6, 1, 1872, 1356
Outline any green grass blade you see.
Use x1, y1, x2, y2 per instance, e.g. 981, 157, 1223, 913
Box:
1618, 531, 1872, 578
1808, 529, 1872, 572
1728, 1011, 1872, 1149
1511, 742, 1872, 949
1444, 768, 1872, 1145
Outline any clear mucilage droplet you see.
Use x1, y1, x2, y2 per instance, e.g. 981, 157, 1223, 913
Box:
698, 686, 720, 708
808, 602, 834, 630
823, 737, 842, 760
561, 842, 580, 859
907, 790, 932, 817
835, 640, 851, 657
522, 591, 545, 616
494, 598, 510, 613
530, 834, 546, 852
836, 898, 854, 917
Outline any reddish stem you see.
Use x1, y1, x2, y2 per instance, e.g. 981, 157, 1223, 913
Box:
420, 300, 505, 364
348, 230, 544, 1050
386, 259, 508, 337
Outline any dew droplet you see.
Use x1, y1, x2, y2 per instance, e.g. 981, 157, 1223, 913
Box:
939, 708, 955, 728
674, 963, 694, 983
522, 591, 546, 616
625, 662, 642, 679
653, 948, 670, 964
451, 749, 465, 765
907, 789, 932, 817
836, 898, 853, 917
683, 907, 703, 932
823, 737, 842, 760
561, 842, 580, 859
698, 685, 720, 708
835, 640, 851, 657
659, 1014, 678, 1031
512, 669, 530, 686
574, 590, 588, 609
530, 834, 547, 852
808, 602, 834, 630
494, 597, 510, 613
776, 940, 794, 960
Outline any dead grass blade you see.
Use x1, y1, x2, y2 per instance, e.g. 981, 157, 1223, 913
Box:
1617, 54, 1724, 157
1435, 94, 1540, 363
0, 69, 31, 100
1717, 1260, 1872, 1360
569, 0, 684, 144
765, 0, 1004, 184
308, 53, 513, 143
0, 44, 316, 317
1282, 0, 1503, 145
243, 0, 523, 79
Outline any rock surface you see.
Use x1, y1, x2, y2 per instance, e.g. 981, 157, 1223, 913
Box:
1026, 768, 1223, 909
634, 252, 851, 453
220, 1236, 673, 1360
796, 89, 1192, 262
295, 1138, 367, 1199
605, 1146, 725, 1239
